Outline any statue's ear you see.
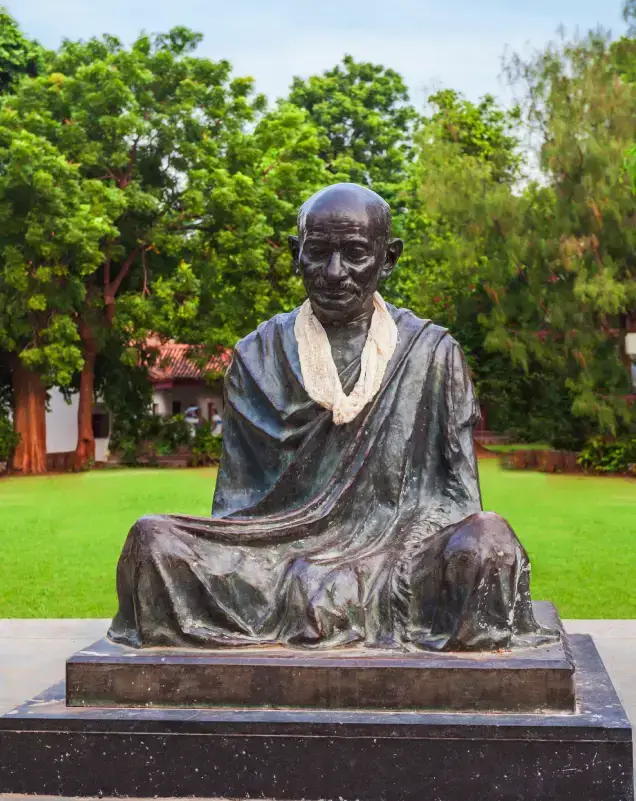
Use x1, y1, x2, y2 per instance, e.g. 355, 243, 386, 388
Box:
288, 235, 300, 263
380, 238, 403, 280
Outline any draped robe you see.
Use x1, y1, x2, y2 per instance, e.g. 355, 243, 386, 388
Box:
109, 304, 555, 651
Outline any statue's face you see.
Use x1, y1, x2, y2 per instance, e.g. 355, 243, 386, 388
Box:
293, 201, 401, 324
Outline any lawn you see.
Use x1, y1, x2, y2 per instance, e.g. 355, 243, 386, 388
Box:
0, 462, 634, 619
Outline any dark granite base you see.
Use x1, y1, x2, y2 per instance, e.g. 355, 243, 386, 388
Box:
0, 636, 632, 800
66, 601, 575, 713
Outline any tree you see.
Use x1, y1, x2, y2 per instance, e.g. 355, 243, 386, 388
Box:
394, 88, 595, 446
6, 28, 275, 466
424, 89, 522, 182
0, 8, 46, 468
625, 0, 636, 36
182, 100, 336, 356
288, 56, 418, 209
394, 89, 523, 316
395, 94, 526, 434
481, 32, 636, 437
0, 6, 43, 95
0, 110, 119, 472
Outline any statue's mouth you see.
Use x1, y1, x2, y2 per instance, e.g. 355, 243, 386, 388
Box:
319, 288, 356, 301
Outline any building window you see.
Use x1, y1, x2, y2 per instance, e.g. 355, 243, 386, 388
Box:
92, 412, 110, 439
172, 400, 182, 416
152, 403, 159, 416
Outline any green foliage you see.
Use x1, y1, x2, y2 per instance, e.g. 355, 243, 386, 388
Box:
0, 7, 43, 94
159, 414, 191, 451
479, 366, 596, 450
625, 143, 636, 194
394, 89, 550, 440
490, 33, 636, 436
288, 55, 418, 208
425, 89, 522, 182
21, 27, 266, 349
625, 0, 636, 36
0, 411, 18, 464
578, 436, 636, 474
110, 409, 195, 465
396, 54, 636, 446
109, 410, 223, 467
393, 87, 522, 317
0, 101, 120, 385
1, 13, 634, 453
182, 100, 333, 352
95, 334, 155, 461
191, 421, 222, 465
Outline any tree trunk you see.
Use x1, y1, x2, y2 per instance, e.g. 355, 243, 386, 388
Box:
12, 359, 47, 475
74, 325, 97, 470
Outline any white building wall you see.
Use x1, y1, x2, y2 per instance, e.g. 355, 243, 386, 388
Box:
46, 388, 79, 454
151, 387, 223, 419
46, 389, 111, 460
198, 389, 224, 417
151, 389, 171, 416
95, 437, 109, 462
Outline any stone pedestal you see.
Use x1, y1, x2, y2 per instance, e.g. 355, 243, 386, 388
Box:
66, 602, 575, 713
0, 635, 632, 800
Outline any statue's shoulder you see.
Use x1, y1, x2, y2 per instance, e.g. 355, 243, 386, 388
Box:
229, 310, 300, 379
234, 310, 298, 354
387, 303, 465, 361
387, 302, 450, 340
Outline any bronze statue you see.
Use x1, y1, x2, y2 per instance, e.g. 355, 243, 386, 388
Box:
109, 183, 557, 652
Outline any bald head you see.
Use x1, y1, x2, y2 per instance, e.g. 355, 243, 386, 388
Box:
289, 183, 403, 325
298, 183, 392, 243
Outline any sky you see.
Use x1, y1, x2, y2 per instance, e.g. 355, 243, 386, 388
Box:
8, 0, 628, 111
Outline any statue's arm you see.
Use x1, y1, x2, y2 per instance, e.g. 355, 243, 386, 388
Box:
444, 337, 482, 511
211, 351, 273, 518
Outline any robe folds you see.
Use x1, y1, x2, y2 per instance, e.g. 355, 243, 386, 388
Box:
109, 304, 557, 651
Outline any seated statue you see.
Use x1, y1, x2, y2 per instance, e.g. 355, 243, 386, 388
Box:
109, 183, 557, 652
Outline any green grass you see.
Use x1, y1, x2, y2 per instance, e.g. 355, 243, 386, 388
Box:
0, 467, 217, 619
0, 462, 634, 618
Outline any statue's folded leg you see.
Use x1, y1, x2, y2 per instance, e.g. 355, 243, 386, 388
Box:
108, 515, 278, 648
277, 559, 366, 649
409, 511, 559, 651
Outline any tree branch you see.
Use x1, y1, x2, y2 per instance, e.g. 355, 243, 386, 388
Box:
104, 257, 111, 292
142, 247, 150, 296
110, 247, 140, 298
119, 136, 141, 188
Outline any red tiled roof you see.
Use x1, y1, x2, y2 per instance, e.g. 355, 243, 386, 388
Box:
147, 339, 232, 382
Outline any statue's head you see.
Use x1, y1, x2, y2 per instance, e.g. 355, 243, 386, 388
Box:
289, 183, 403, 324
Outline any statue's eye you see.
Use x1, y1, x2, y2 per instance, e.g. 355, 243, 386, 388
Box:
304, 243, 330, 261
344, 246, 369, 262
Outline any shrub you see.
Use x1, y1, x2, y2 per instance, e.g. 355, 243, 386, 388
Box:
190, 421, 223, 466
158, 415, 191, 452
0, 414, 19, 468
111, 414, 209, 465
577, 436, 636, 475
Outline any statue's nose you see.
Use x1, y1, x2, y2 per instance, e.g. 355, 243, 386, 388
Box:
325, 251, 346, 284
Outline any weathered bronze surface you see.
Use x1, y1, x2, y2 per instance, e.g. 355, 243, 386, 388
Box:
109, 183, 558, 652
